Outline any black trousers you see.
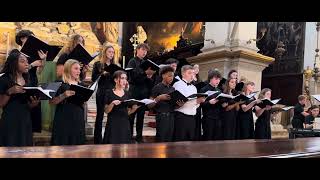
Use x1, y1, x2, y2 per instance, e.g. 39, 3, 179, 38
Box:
292, 118, 304, 129
94, 91, 106, 144
174, 111, 195, 142
155, 112, 175, 142
194, 107, 202, 140
129, 105, 146, 141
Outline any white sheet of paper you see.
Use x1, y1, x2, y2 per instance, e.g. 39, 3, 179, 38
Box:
314, 118, 320, 129
140, 99, 156, 105
271, 98, 281, 104
312, 95, 320, 102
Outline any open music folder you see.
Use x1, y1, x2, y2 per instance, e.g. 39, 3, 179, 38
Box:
256, 98, 281, 108
20, 35, 62, 61
140, 59, 160, 71
122, 99, 156, 107
104, 64, 133, 75
23, 82, 62, 100
68, 76, 100, 104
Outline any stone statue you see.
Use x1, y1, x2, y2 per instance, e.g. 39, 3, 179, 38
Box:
137, 26, 147, 44
104, 22, 119, 44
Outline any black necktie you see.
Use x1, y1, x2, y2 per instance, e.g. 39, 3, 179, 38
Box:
182, 80, 191, 86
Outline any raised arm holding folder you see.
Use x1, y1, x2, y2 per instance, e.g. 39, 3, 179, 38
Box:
68, 44, 100, 65
20, 35, 62, 61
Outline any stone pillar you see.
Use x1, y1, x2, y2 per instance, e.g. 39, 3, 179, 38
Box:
188, 22, 274, 92
187, 22, 296, 139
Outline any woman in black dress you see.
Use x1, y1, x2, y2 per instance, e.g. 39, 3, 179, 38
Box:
220, 78, 242, 140
91, 45, 116, 144
237, 82, 261, 139
50, 59, 86, 145
254, 88, 273, 139
56, 34, 88, 80
0, 49, 40, 146
103, 70, 139, 144
16, 30, 48, 133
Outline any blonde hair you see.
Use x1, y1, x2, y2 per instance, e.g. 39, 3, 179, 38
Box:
258, 88, 271, 99
242, 81, 255, 93
62, 59, 80, 83
63, 34, 85, 54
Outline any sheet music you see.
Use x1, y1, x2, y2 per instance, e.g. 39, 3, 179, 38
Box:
247, 91, 259, 99
139, 99, 156, 105
271, 98, 281, 104
282, 106, 294, 111
205, 90, 220, 97
90, 75, 101, 91
91, 51, 100, 58
314, 118, 320, 130
147, 59, 159, 67
158, 64, 169, 68
216, 93, 237, 99
312, 95, 320, 102
23, 87, 55, 99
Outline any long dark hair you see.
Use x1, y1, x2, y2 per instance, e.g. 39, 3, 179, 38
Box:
1, 49, 29, 86
223, 78, 237, 95
113, 70, 127, 90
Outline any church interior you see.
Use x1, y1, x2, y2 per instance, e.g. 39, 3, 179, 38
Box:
1, 22, 320, 158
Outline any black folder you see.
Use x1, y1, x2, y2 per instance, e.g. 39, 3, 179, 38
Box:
104, 64, 133, 75
68, 44, 100, 65
233, 91, 258, 102
140, 59, 160, 71
271, 106, 294, 113
188, 93, 209, 99
67, 77, 100, 104
122, 99, 155, 107
23, 82, 62, 100
168, 90, 189, 105
20, 35, 62, 62
256, 98, 281, 108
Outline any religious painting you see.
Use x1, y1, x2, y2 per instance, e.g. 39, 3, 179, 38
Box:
122, 22, 204, 60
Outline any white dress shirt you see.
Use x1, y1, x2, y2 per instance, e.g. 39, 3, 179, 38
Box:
173, 79, 199, 115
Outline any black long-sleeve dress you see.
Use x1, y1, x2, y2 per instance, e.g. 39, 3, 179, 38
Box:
0, 75, 33, 146
254, 109, 272, 139
237, 98, 255, 139
103, 90, 131, 144
221, 91, 239, 140
91, 61, 115, 144
51, 81, 86, 145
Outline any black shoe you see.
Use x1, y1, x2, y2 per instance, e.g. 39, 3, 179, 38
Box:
135, 137, 144, 143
